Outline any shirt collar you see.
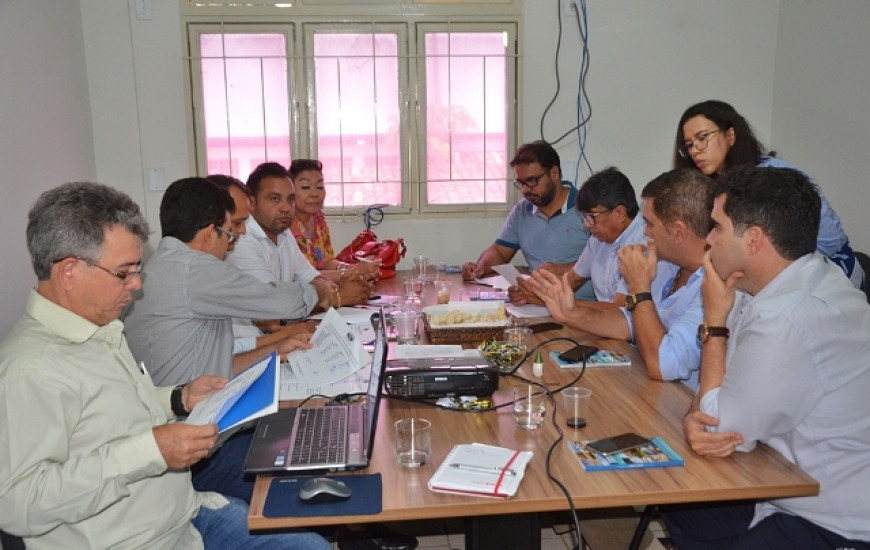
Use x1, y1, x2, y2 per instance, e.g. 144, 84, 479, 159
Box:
26, 289, 126, 349
530, 182, 576, 218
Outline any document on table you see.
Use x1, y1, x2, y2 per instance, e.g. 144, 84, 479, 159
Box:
505, 304, 551, 318
280, 362, 371, 400
285, 308, 370, 390
471, 274, 511, 289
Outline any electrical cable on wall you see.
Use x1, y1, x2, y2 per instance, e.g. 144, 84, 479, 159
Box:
362, 203, 387, 230
540, 0, 593, 184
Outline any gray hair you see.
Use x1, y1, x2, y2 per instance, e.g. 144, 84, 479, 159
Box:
27, 182, 150, 280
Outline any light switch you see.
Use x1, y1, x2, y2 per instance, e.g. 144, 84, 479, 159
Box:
148, 168, 164, 192
135, 0, 152, 21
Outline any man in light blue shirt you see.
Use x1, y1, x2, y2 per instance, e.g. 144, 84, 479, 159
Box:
664, 167, 870, 548
512, 167, 647, 306
530, 169, 712, 390
462, 140, 594, 300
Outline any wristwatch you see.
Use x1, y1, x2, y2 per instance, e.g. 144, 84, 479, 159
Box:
624, 292, 653, 312
697, 322, 730, 344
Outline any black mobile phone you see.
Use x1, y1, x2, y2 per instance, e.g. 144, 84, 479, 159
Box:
557, 344, 599, 363
584, 433, 652, 456
528, 321, 563, 333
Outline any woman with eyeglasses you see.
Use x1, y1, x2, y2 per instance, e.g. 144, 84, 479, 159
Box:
673, 99, 863, 289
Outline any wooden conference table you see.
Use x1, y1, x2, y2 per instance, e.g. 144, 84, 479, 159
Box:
249, 272, 818, 548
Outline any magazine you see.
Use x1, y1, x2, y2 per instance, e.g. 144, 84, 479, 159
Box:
567, 436, 684, 471
550, 349, 632, 368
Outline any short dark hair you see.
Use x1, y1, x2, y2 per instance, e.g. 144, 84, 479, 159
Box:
246, 162, 290, 197
576, 167, 639, 218
288, 159, 324, 182
641, 169, 714, 239
713, 166, 820, 260
510, 140, 561, 174
207, 174, 249, 196
673, 100, 769, 172
160, 177, 234, 243
27, 182, 150, 281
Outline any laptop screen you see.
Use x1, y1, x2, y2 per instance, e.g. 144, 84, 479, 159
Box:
363, 309, 388, 461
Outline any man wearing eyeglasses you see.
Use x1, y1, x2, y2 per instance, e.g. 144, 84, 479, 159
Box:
462, 140, 595, 301
0, 182, 331, 549
510, 167, 647, 307
124, 177, 330, 389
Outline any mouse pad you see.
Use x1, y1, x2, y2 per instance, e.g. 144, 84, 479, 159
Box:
263, 473, 383, 517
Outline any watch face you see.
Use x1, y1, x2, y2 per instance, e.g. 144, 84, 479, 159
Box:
625, 295, 636, 311
697, 324, 708, 343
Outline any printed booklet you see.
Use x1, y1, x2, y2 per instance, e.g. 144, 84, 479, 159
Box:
550, 349, 632, 368
567, 436, 684, 471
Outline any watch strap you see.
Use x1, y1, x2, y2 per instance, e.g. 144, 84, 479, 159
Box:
171, 384, 188, 417
626, 292, 653, 311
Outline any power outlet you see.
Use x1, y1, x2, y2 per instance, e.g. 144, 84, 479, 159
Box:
562, 0, 576, 17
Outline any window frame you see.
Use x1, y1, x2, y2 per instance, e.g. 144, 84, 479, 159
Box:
183, 7, 521, 217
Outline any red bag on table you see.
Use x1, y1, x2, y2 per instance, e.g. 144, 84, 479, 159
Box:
336, 230, 407, 279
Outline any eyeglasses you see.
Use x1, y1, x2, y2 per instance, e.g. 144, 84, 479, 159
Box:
76, 257, 142, 284
215, 226, 239, 244
513, 171, 550, 191
581, 208, 613, 226
679, 129, 722, 158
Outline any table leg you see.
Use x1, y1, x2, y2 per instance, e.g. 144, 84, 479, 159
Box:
464, 513, 541, 550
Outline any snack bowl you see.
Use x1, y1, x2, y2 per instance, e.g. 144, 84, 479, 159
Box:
479, 338, 527, 373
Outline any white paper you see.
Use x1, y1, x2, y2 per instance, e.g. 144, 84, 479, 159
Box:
285, 308, 369, 389
185, 353, 271, 428
392, 345, 477, 359
307, 306, 374, 325
505, 304, 551, 318
491, 264, 525, 288
280, 362, 371, 400
471, 274, 511, 289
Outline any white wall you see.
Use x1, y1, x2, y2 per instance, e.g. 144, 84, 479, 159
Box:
3, 0, 870, 338
772, 0, 870, 254
0, 0, 95, 338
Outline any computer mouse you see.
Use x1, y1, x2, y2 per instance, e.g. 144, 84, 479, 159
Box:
298, 477, 352, 504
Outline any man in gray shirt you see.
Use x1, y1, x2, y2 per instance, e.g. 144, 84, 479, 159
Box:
124, 177, 334, 387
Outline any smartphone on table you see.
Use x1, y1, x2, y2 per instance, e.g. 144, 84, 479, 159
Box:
583, 433, 652, 456
557, 344, 599, 363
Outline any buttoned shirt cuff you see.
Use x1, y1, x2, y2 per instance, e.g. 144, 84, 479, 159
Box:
112, 430, 171, 482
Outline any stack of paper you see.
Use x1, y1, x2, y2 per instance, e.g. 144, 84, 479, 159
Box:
428, 443, 533, 499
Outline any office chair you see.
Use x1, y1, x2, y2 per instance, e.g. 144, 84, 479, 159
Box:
855, 251, 870, 303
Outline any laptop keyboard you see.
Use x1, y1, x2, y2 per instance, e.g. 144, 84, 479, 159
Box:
289, 407, 347, 465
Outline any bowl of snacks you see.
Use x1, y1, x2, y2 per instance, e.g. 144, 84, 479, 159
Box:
479, 337, 527, 373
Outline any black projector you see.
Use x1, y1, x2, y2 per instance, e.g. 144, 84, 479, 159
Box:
384, 357, 500, 398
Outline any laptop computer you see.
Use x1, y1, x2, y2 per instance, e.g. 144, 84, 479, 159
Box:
243, 309, 388, 473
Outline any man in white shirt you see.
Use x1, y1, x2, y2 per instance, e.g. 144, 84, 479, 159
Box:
663, 166, 870, 549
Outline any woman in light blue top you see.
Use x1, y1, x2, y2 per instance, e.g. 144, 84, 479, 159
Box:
673, 99, 864, 289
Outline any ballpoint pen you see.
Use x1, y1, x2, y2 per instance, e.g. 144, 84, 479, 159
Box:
449, 463, 516, 477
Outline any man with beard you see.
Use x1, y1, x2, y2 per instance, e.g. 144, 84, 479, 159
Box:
462, 140, 594, 300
